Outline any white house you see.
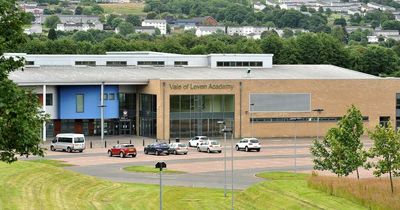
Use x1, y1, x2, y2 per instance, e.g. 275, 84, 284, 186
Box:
95, 0, 130, 3
142, 19, 167, 35
195, 26, 226, 37
254, 2, 266, 11
227, 26, 270, 39
374, 29, 399, 36
56, 22, 104, 32
367, 35, 379, 43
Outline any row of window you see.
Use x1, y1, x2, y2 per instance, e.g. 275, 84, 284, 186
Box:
27, 60, 263, 67
103, 93, 115, 100
217, 61, 263, 67
250, 116, 370, 123
36, 93, 53, 106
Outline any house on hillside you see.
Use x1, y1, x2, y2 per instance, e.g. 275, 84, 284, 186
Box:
56, 22, 104, 32
142, 19, 167, 35
195, 26, 226, 37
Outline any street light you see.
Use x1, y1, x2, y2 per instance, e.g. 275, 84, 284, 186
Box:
290, 117, 301, 174
312, 108, 324, 140
217, 120, 227, 197
250, 103, 255, 138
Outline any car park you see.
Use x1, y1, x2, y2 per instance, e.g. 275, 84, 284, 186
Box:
235, 138, 261, 152
108, 144, 137, 158
50, 133, 86, 153
169, 143, 188, 155
197, 140, 222, 153
188, 136, 209, 147
144, 142, 170, 155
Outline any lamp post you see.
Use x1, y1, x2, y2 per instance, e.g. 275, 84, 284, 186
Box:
250, 103, 254, 138
312, 108, 324, 140
217, 120, 227, 197
290, 118, 300, 174
230, 128, 234, 210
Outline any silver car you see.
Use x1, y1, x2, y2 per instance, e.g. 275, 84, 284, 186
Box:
197, 140, 222, 153
169, 143, 188, 155
50, 133, 86, 153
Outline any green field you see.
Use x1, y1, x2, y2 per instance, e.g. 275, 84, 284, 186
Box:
100, 3, 146, 15
123, 165, 186, 174
0, 160, 366, 210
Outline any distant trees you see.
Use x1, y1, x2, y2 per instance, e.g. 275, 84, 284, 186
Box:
48, 28, 58, 40
117, 22, 134, 36
44, 15, 60, 28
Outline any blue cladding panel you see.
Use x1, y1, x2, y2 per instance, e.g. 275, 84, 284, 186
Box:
59, 85, 119, 119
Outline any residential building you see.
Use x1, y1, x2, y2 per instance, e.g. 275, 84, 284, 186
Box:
24, 24, 43, 35
95, 0, 130, 3
227, 26, 270, 39
56, 22, 104, 32
254, 2, 267, 11
195, 26, 226, 37
142, 19, 167, 35
134, 26, 157, 35
367, 2, 396, 11
374, 29, 399, 36
43, 15, 101, 24
7, 52, 400, 140
367, 35, 379, 43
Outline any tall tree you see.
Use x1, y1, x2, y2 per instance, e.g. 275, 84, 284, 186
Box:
311, 105, 366, 178
368, 122, 400, 193
48, 28, 58, 40
0, 0, 46, 163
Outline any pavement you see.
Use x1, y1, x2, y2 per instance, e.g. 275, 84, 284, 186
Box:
26, 136, 374, 189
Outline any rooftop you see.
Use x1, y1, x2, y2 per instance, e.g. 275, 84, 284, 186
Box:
10, 65, 379, 86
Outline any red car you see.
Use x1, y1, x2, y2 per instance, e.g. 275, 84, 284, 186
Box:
108, 144, 137, 158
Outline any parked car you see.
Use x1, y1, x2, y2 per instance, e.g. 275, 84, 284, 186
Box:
50, 133, 86, 153
108, 144, 137, 158
197, 140, 222, 153
144, 142, 170, 155
169, 143, 188, 155
188, 136, 209, 147
236, 138, 261, 152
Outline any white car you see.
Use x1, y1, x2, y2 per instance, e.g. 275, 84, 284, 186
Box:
188, 136, 209, 147
50, 133, 86, 153
197, 140, 222, 153
235, 138, 261, 152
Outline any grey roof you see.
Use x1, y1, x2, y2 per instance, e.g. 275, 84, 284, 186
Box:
10, 65, 378, 86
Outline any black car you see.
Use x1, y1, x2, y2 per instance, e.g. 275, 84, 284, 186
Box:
144, 142, 170, 156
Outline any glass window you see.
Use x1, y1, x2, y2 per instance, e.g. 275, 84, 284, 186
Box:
106, 61, 127, 66
137, 61, 165, 66
217, 62, 223, 67
103, 93, 108, 100
75, 61, 96, 66
76, 94, 84, 113
74, 137, 84, 143
174, 61, 188, 66
170, 95, 180, 112
109, 93, 115, 100
25, 61, 34, 65
46, 93, 53, 106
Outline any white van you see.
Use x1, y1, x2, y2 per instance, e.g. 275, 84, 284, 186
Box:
50, 133, 86, 153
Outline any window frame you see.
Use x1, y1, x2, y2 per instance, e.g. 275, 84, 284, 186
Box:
76, 94, 84, 113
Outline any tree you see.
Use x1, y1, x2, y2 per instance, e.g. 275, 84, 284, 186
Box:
311, 105, 366, 178
72, 31, 94, 42
75, 6, 83, 15
282, 28, 294, 38
368, 122, 400, 193
0, 0, 46, 163
126, 15, 141, 26
334, 17, 347, 27
300, 5, 308, 12
21, 12, 35, 24
117, 22, 134, 36
48, 28, 58, 40
44, 15, 60, 29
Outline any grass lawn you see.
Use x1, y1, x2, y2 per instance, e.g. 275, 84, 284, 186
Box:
0, 161, 367, 210
123, 165, 186, 174
100, 3, 146, 15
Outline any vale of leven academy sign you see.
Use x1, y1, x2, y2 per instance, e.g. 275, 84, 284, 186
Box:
169, 83, 234, 91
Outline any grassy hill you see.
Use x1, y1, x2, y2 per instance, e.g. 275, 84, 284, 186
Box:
0, 160, 366, 210
100, 3, 146, 15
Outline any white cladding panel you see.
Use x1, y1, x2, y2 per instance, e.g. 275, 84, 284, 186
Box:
29, 85, 58, 119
